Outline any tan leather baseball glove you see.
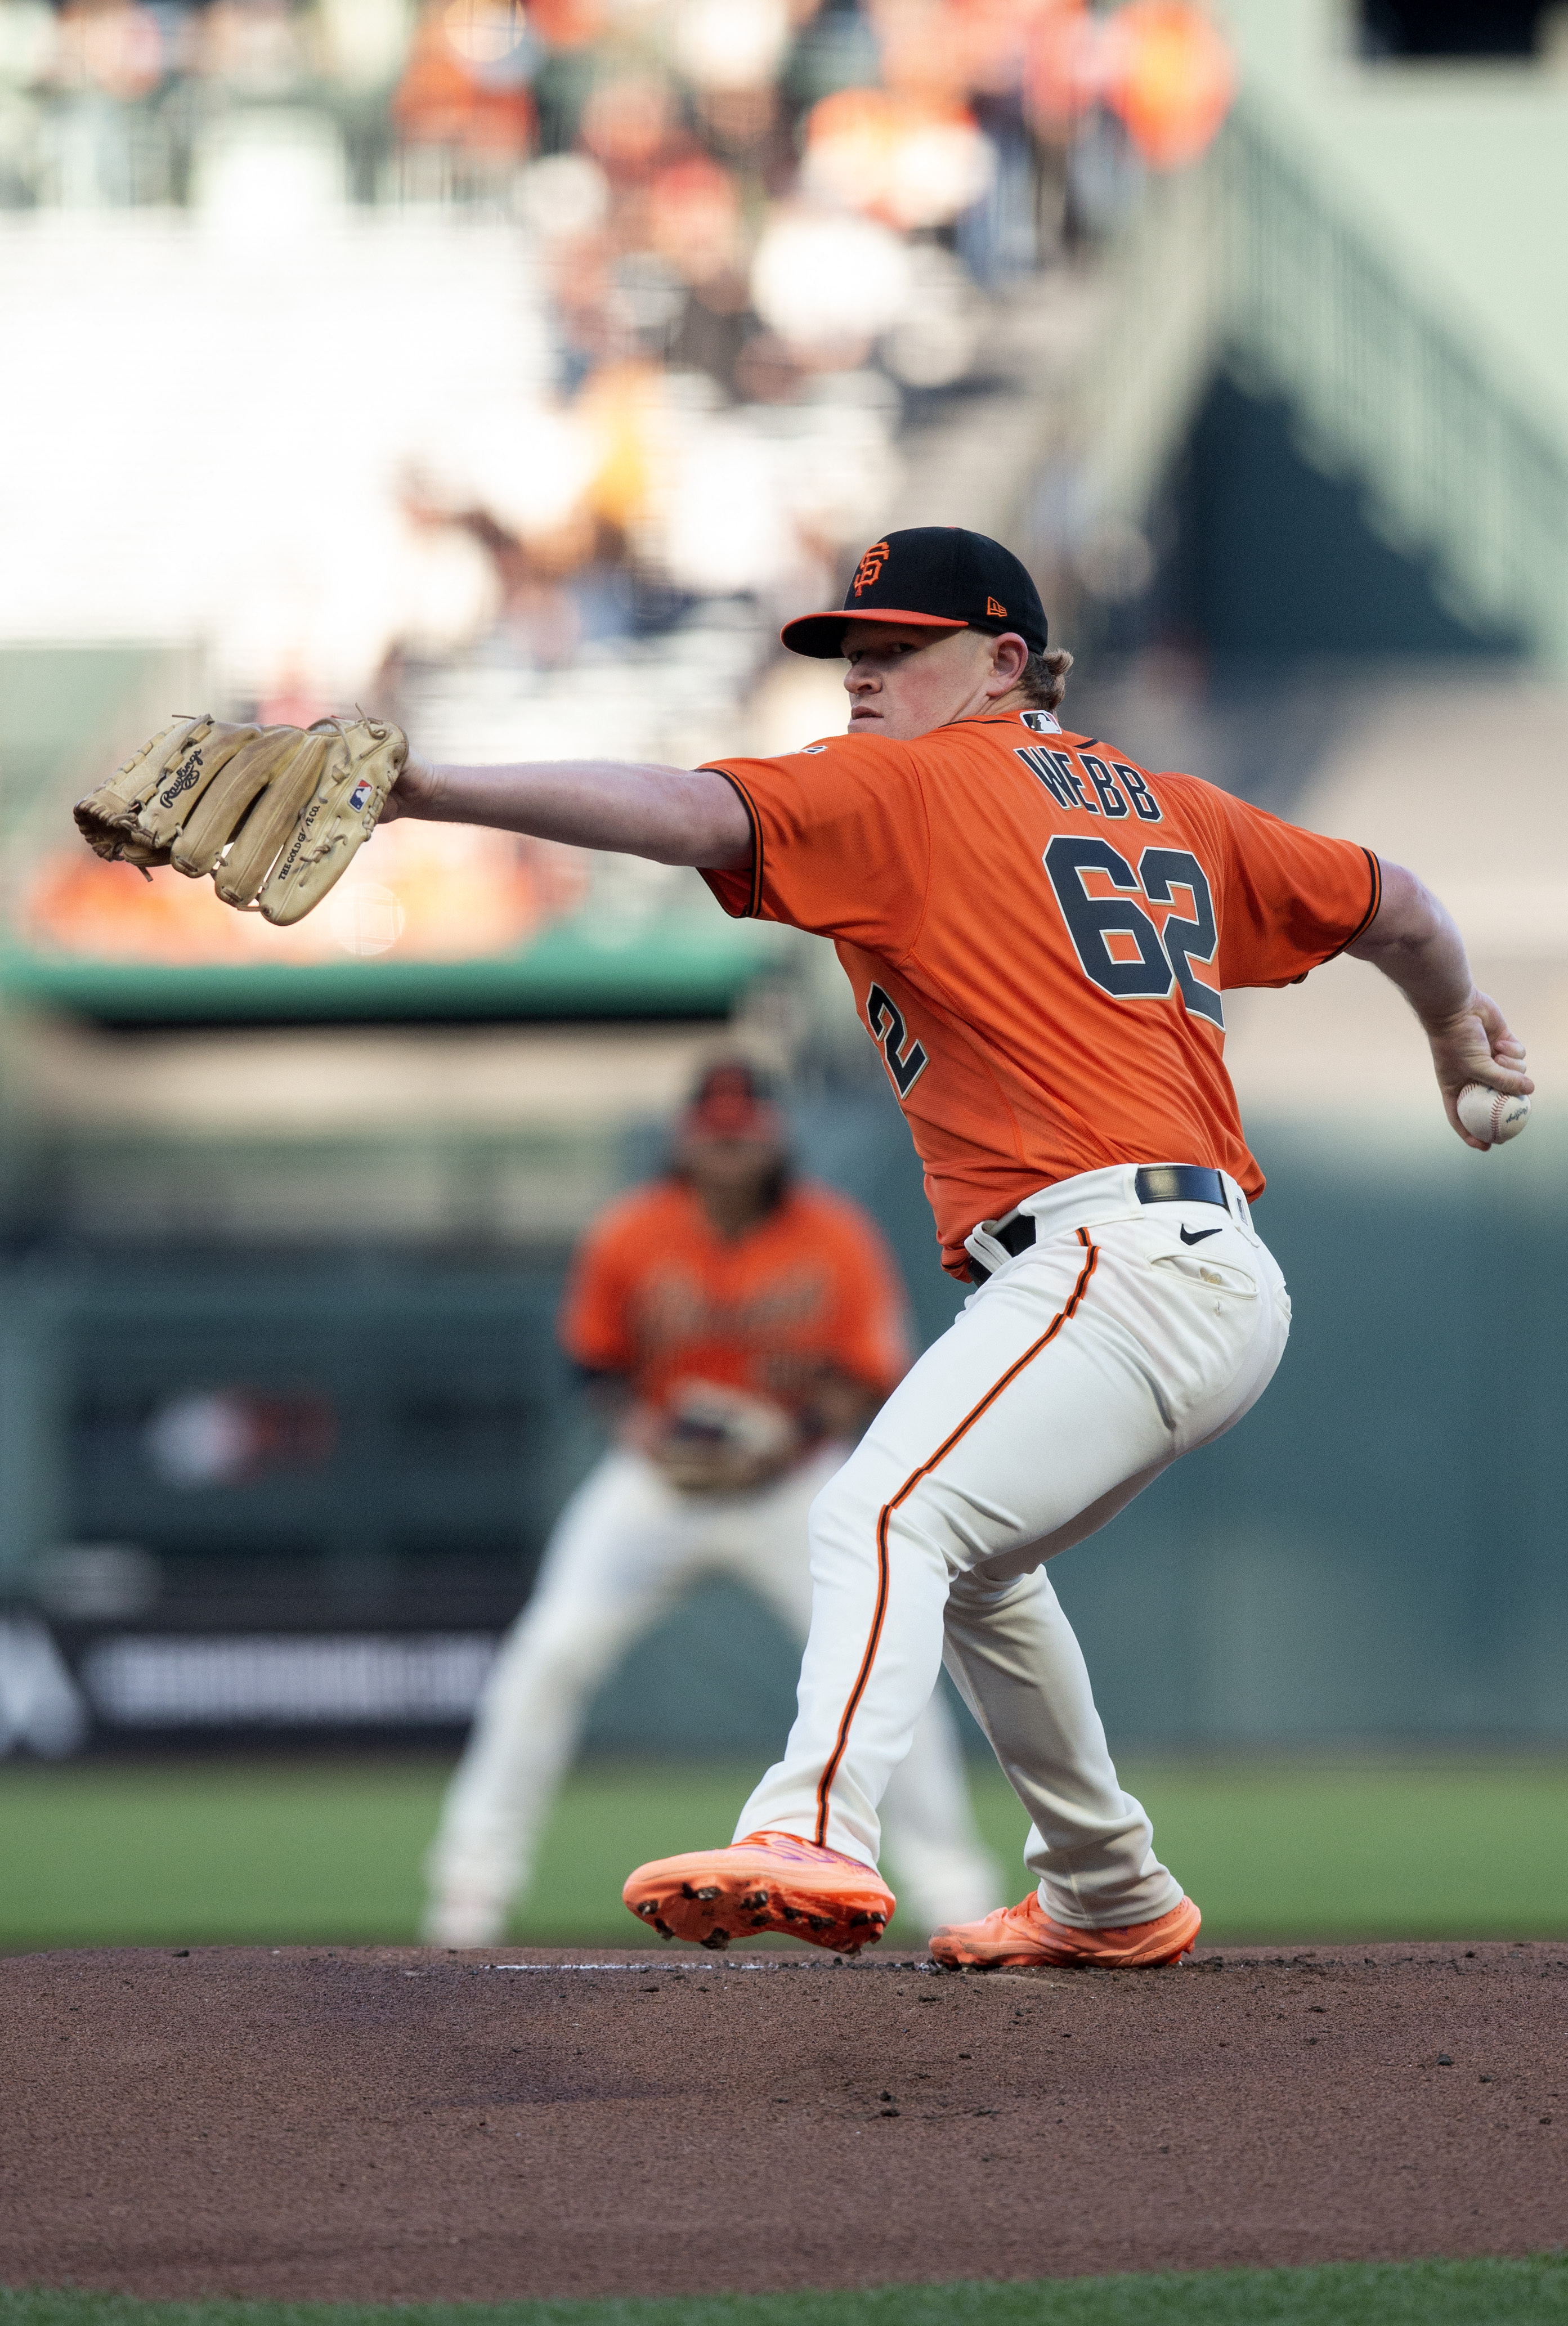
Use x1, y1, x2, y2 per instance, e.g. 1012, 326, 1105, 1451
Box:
73, 712, 407, 927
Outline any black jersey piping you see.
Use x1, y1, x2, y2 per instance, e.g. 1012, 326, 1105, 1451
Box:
703, 766, 764, 917
1324, 846, 1383, 963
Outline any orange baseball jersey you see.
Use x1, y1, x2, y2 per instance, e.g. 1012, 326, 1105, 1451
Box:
559, 1176, 911, 1414
700, 712, 1379, 1278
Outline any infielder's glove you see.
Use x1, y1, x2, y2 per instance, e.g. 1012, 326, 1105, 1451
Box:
653, 1381, 799, 1497
72, 712, 407, 927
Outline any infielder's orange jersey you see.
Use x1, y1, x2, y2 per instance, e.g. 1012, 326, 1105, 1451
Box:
559, 1177, 911, 1414
702, 712, 1379, 1278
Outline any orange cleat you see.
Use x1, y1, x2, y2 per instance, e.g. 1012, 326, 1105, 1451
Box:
929, 1889, 1200, 1970
622, 1830, 895, 1954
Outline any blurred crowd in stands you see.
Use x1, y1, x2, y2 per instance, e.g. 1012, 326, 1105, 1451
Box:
6, 1, 1235, 968
0, 0, 1232, 613
0, 0, 1228, 229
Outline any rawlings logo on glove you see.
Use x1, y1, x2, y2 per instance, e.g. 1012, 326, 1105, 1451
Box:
73, 712, 407, 928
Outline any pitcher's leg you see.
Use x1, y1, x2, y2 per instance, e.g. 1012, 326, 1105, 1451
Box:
425, 1450, 693, 1940
633, 1213, 1287, 1953
734, 1446, 1002, 1924
731, 1445, 953, 1863
942, 1563, 1178, 1929
880, 1686, 1003, 1929
735, 1227, 1159, 1864
737, 1216, 1284, 1872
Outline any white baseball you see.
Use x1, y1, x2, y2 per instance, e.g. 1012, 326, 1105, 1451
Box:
1457, 1083, 1531, 1145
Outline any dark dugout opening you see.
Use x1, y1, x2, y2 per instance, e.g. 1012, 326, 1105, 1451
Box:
1359, 1, 1556, 57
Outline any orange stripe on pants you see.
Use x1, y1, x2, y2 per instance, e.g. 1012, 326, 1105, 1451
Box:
812, 1230, 1101, 1847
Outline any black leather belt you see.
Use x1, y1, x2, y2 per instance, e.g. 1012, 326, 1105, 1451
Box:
967, 1165, 1230, 1285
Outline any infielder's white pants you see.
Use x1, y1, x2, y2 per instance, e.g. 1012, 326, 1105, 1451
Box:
427, 1441, 1000, 1931
737, 1167, 1292, 1930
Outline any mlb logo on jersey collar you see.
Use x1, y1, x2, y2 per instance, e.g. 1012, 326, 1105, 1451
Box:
1020, 710, 1061, 733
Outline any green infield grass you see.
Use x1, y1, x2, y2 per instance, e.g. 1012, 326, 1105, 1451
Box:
1, 1752, 1566, 1953
6, 2257, 1568, 2324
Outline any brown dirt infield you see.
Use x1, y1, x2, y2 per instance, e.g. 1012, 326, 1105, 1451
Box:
2, 1942, 1566, 2304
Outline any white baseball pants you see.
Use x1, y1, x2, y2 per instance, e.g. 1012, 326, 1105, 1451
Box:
736, 1166, 1292, 1930
426, 1440, 1001, 1935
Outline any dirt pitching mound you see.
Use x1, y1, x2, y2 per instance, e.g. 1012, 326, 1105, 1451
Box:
3, 1942, 1565, 2303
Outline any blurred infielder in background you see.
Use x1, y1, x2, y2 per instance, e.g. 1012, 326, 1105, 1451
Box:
423, 1056, 1000, 1947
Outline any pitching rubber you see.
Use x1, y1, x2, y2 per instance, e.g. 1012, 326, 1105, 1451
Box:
622, 1829, 897, 1954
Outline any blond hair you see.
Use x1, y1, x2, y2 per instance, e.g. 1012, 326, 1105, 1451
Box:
1018, 646, 1073, 711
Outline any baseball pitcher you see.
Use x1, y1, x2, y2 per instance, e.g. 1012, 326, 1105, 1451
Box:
423, 1056, 1001, 1946
80, 527, 1533, 1968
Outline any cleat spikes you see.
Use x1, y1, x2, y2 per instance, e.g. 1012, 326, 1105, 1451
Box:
622, 1832, 896, 1956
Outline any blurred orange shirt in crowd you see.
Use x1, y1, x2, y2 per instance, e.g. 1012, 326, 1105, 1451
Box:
559, 1178, 912, 1417
701, 716, 1378, 1278
393, 2, 534, 150
1027, 0, 1233, 163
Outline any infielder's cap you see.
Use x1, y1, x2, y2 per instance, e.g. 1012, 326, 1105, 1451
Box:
682, 1058, 783, 1141
779, 527, 1049, 660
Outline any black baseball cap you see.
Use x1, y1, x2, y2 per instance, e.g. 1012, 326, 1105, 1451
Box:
780, 527, 1048, 659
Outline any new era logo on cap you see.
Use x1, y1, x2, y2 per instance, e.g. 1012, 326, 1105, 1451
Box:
780, 528, 1047, 660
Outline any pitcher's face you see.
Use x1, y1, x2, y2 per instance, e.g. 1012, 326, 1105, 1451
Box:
841, 623, 1020, 741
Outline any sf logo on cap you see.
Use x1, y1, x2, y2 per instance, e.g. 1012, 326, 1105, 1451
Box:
852, 541, 890, 595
